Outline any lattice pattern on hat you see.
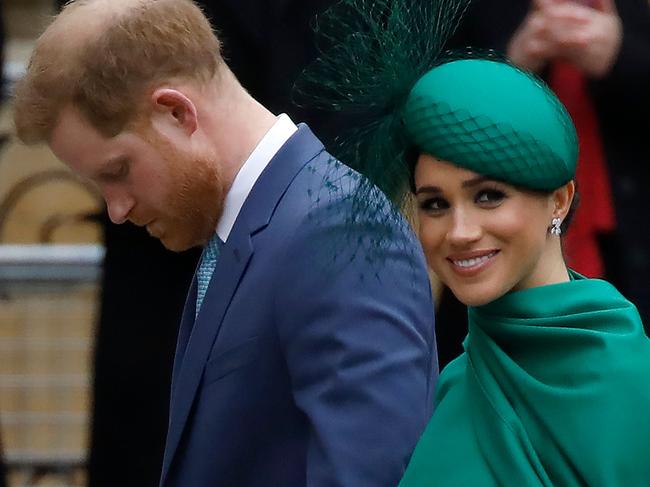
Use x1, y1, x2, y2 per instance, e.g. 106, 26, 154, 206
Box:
406, 100, 572, 190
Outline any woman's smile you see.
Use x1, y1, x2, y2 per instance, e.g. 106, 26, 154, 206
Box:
447, 249, 500, 277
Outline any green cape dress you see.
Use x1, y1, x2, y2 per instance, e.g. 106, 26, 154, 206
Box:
400, 271, 650, 486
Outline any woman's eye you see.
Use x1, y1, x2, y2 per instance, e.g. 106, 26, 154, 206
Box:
476, 189, 506, 205
419, 197, 449, 212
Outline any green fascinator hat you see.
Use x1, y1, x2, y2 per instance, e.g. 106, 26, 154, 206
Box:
297, 0, 578, 205
403, 59, 578, 191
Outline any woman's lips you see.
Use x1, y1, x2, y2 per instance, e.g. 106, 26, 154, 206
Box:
447, 250, 500, 277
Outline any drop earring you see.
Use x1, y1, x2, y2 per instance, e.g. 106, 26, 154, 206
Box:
550, 217, 562, 236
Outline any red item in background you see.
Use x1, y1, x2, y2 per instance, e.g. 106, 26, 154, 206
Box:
548, 61, 617, 278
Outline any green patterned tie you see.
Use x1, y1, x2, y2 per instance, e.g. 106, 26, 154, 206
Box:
196, 235, 223, 318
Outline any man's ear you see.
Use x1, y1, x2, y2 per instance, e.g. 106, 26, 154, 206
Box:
150, 88, 198, 136
552, 179, 576, 221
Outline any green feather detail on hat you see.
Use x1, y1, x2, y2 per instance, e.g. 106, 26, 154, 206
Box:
295, 0, 472, 206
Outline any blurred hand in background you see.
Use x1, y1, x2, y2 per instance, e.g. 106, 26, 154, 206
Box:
508, 0, 622, 77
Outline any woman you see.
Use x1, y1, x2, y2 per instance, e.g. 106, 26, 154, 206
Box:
300, 1, 650, 484
397, 57, 650, 486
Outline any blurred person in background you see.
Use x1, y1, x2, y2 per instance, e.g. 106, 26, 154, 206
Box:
50, 1, 337, 485
436, 0, 650, 368
1, 1, 8, 483
0, 438, 6, 487
17, 1, 437, 485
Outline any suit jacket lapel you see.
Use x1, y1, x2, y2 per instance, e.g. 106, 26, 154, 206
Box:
160, 125, 324, 484
161, 230, 253, 483
170, 274, 198, 399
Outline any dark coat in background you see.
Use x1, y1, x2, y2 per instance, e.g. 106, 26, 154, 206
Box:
1, 2, 9, 484
87, 219, 199, 487
202, 0, 338, 137
436, 0, 650, 370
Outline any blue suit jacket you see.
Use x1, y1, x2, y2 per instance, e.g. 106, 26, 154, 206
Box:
160, 125, 438, 486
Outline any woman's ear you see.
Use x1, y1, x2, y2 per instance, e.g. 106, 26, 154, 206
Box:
150, 88, 198, 136
552, 180, 576, 221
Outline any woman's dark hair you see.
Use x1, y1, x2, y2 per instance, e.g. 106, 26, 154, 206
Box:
406, 146, 420, 193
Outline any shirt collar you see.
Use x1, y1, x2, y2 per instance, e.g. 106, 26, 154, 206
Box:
216, 113, 298, 241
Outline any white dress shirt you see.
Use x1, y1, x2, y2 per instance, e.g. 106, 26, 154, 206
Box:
216, 114, 298, 242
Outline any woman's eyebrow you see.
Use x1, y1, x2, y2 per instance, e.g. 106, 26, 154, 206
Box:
462, 176, 493, 188
415, 185, 442, 195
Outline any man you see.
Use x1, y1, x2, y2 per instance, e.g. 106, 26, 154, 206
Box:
49, 0, 338, 484
14, 1, 437, 485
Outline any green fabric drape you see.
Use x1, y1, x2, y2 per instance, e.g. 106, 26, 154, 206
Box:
400, 272, 650, 486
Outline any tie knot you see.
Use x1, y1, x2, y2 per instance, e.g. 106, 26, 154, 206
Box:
204, 235, 223, 261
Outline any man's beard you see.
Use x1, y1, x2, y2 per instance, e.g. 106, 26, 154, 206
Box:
155, 142, 226, 252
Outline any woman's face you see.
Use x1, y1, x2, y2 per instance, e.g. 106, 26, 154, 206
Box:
414, 155, 561, 307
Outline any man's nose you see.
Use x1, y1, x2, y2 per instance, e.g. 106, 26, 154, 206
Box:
104, 187, 135, 225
